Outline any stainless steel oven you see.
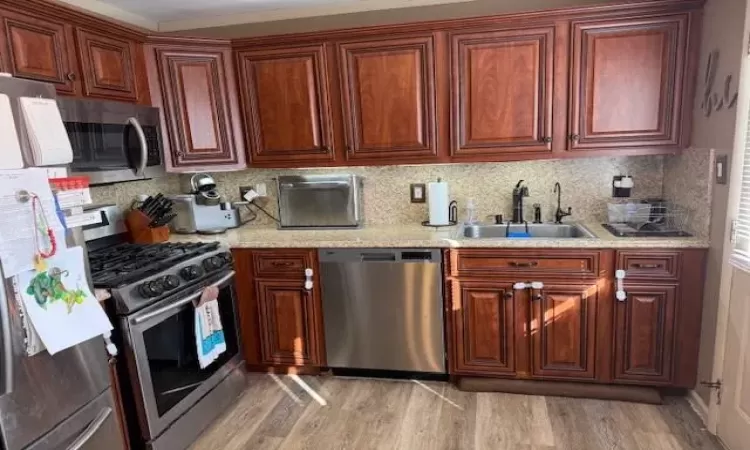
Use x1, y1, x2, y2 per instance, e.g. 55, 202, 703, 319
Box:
58, 98, 166, 185
121, 269, 243, 450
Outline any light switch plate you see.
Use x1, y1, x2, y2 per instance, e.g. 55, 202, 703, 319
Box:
410, 183, 426, 203
716, 154, 729, 185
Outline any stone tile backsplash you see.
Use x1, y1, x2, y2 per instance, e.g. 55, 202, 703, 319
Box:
91, 155, 665, 226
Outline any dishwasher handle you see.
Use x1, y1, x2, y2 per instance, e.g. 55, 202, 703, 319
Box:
319, 249, 441, 263
360, 252, 396, 262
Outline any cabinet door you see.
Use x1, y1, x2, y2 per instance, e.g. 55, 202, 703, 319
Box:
530, 283, 597, 380
451, 27, 553, 157
453, 281, 516, 375
256, 280, 323, 366
75, 28, 137, 101
237, 45, 335, 164
570, 15, 688, 149
0, 10, 77, 94
338, 35, 438, 161
614, 284, 676, 384
155, 48, 241, 167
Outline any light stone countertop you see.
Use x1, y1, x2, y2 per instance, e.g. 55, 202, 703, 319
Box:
168, 222, 709, 249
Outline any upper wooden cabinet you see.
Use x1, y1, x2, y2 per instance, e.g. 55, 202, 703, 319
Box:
75, 28, 138, 102
0, 10, 78, 94
236, 45, 335, 164
337, 35, 438, 162
569, 15, 689, 150
530, 283, 597, 380
451, 27, 554, 157
146, 41, 246, 171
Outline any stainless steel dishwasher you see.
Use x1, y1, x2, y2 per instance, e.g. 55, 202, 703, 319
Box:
319, 248, 445, 373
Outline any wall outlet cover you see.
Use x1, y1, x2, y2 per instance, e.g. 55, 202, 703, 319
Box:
716, 154, 729, 185
410, 183, 426, 203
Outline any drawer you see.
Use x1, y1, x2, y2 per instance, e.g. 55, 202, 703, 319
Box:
454, 249, 600, 278
617, 251, 681, 281
252, 250, 316, 279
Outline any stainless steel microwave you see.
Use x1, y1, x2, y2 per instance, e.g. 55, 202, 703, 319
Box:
58, 98, 166, 185
277, 174, 363, 229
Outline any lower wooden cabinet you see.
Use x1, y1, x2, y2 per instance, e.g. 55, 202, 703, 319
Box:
531, 283, 598, 380
453, 281, 516, 375
614, 284, 677, 384
232, 248, 325, 370
256, 279, 323, 366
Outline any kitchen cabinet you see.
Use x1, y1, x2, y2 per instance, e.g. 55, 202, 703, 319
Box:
236, 45, 335, 165
450, 27, 554, 157
614, 284, 676, 384
145, 39, 246, 171
232, 249, 325, 370
447, 248, 706, 389
453, 281, 516, 375
75, 28, 138, 102
337, 35, 439, 162
569, 15, 689, 150
530, 283, 598, 380
0, 9, 78, 94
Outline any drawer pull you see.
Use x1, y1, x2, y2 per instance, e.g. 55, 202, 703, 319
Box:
271, 261, 295, 267
633, 263, 661, 269
509, 261, 538, 268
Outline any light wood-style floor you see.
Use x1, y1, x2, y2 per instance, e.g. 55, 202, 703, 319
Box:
190, 374, 723, 450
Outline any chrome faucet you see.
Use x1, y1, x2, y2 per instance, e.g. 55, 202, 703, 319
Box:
554, 182, 572, 224
512, 180, 529, 223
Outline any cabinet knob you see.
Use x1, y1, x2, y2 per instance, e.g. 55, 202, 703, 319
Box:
66, 72, 77, 81
532, 293, 544, 301
570, 134, 580, 142
541, 137, 552, 143
504, 292, 513, 300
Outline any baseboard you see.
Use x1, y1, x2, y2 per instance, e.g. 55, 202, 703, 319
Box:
688, 389, 709, 425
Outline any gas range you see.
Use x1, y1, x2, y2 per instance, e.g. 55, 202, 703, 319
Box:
87, 241, 233, 314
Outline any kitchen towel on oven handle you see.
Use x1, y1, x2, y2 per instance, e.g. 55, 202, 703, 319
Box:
194, 286, 226, 369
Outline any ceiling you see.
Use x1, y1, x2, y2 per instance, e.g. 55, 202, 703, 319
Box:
58, 0, 480, 31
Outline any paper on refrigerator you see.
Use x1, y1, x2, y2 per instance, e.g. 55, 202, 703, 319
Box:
0, 168, 66, 277
15, 246, 112, 355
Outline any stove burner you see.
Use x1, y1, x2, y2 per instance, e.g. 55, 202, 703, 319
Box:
88, 242, 220, 288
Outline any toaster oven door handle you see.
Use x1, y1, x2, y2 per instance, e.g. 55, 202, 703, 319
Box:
280, 181, 350, 189
128, 117, 148, 177
132, 271, 235, 325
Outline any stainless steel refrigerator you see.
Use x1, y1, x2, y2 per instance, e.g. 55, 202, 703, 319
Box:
0, 75, 123, 450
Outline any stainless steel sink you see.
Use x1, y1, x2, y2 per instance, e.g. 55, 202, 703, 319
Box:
462, 223, 596, 239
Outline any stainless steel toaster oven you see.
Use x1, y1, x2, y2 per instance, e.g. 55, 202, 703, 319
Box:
276, 174, 363, 229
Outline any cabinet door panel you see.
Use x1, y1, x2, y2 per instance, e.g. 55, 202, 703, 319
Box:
238, 45, 334, 163
0, 11, 76, 93
531, 283, 597, 380
570, 16, 687, 149
451, 27, 553, 156
453, 281, 515, 375
75, 28, 137, 101
614, 284, 676, 384
339, 35, 437, 160
256, 280, 321, 366
156, 49, 238, 166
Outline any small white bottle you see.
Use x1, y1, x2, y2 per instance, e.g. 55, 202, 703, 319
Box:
465, 198, 478, 225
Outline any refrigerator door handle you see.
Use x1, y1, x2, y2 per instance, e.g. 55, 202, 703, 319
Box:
0, 281, 13, 396
66, 407, 112, 450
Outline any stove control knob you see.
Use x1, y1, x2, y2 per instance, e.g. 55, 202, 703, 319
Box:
180, 265, 202, 281
218, 252, 233, 266
202, 256, 221, 272
163, 275, 180, 290
138, 280, 164, 298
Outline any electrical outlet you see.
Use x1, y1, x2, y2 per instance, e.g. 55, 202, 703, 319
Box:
410, 183, 426, 203
239, 186, 254, 200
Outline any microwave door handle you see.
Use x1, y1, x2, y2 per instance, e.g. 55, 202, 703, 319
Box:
132, 271, 235, 324
128, 117, 148, 177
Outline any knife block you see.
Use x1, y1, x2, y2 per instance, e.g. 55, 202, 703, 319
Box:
126, 210, 170, 244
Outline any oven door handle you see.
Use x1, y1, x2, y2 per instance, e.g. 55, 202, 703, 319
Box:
66, 407, 112, 450
128, 117, 148, 177
132, 271, 235, 325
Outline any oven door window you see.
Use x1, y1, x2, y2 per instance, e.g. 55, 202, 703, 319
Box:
141, 285, 239, 417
